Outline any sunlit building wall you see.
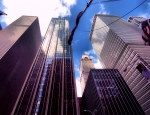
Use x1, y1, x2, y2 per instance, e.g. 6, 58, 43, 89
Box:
90, 14, 150, 114
13, 18, 79, 115
0, 16, 42, 115
79, 55, 95, 94
82, 69, 145, 115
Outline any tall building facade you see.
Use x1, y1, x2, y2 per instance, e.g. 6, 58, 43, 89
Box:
82, 69, 145, 115
79, 55, 95, 94
0, 16, 42, 115
127, 16, 147, 27
13, 18, 79, 115
90, 14, 150, 114
0, 24, 2, 30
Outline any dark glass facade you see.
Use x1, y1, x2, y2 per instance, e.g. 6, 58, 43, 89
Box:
0, 16, 42, 115
0, 24, 2, 30
82, 69, 145, 115
14, 18, 78, 115
90, 14, 150, 114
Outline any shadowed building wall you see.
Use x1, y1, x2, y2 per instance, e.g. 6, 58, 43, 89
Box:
0, 16, 42, 115
0, 24, 2, 30
82, 69, 145, 115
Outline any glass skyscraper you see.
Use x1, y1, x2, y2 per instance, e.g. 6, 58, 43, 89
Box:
82, 69, 145, 115
0, 16, 42, 115
13, 18, 79, 115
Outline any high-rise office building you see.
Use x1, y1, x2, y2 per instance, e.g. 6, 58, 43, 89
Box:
90, 14, 150, 114
82, 69, 145, 115
127, 16, 147, 27
79, 55, 95, 94
0, 16, 42, 115
13, 18, 79, 115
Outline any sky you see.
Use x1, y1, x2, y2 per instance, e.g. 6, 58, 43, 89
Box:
0, 0, 150, 97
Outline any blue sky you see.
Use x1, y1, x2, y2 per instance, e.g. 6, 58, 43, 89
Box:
0, 0, 150, 96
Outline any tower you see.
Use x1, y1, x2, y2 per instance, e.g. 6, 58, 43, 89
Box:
0, 16, 42, 115
0, 24, 2, 30
82, 69, 145, 115
90, 14, 150, 114
13, 18, 79, 115
79, 55, 95, 94
127, 16, 147, 28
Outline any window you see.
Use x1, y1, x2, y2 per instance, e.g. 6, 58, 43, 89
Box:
136, 63, 150, 80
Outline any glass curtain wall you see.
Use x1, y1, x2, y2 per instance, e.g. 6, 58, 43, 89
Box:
14, 18, 77, 115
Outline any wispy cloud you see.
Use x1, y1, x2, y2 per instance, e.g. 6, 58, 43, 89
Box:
98, 4, 109, 14
89, 55, 97, 62
74, 64, 80, 74
89, 16, 94, 23
84, 49, 102, 68
84, 49, 96, 62
138, 2, 150, 18
139, 13, 150, 19
84, 49, 95, 55
1, 0, 76, 36
89, 4, 108, 23
94, 59, 102, 69
75, 66, 80, 72
74, 39, 79, 44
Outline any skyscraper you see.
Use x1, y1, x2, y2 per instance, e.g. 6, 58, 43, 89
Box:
90, 14, 150, 114
13, 18, 79, 115
82, 69, 145, 115
0, 24, 2, 30
0, 16, 42, 115
127, 16, 147, 27
79, 55, 95, 94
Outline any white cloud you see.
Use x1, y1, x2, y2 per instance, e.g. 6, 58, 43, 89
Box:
1, 0, 76, 36
84, 49, 95, 55
75, 66, 80, 72
94, 59, 102, 69
138, 2, 150, 18
89, 55, 95, 59
74, 64, 80, 73
89, 4, 108, 24
98, 4, 109, 14
84, 49, 102, 68
74, 39, 79, 44
89, 16, 94, 23
76, 78, 82, 97
138, 13, 150, 19
62, 0, 76, 7
89, 55, 97, 62
84, 49, 96, 62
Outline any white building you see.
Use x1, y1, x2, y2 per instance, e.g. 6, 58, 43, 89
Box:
79, 55, 95, 94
